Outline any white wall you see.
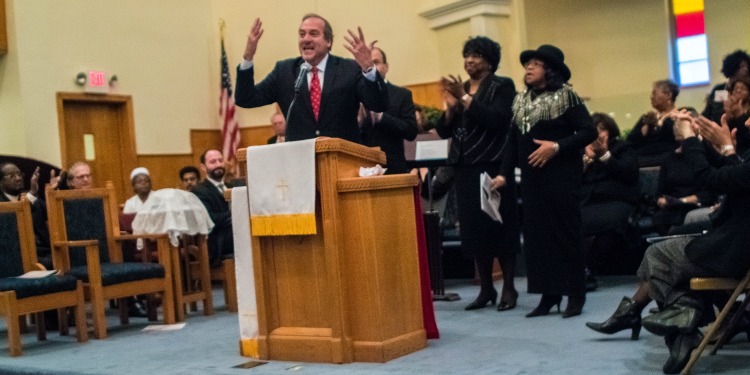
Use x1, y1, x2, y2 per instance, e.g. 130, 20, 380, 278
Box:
2, 0, 748, 164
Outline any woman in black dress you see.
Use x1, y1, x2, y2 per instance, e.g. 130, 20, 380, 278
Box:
626, 80, 679, 167
435, 36, 520, 311
492, 45, 596, 318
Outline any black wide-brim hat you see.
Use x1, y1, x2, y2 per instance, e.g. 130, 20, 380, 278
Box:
520, 44, 571, 82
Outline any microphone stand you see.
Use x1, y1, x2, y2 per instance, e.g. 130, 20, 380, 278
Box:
285, 65, 309, 130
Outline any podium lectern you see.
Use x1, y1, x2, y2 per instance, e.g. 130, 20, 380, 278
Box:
236, 138, 426, 363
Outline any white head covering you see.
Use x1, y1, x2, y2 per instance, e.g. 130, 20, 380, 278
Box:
130, 167, 150, 181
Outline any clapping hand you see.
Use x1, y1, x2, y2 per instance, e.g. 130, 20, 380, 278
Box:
343, 27, 376, 71
695, 114, 735, 153
440, 75, 466, 100
29, 167, 41, 196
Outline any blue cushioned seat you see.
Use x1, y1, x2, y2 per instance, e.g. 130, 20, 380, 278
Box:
67, 262, 165, 286
0, 274, 79, 299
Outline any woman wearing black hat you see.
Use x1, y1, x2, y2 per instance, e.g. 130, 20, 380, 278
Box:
492, 45, 596, 318
436, 36, 520, 312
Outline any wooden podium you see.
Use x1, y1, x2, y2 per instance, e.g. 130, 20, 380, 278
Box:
236, 138, 426, 363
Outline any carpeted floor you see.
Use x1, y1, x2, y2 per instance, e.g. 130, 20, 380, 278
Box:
1, 277, 749, 375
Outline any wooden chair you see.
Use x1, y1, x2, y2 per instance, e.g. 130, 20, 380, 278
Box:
681, 268, 750, 374
45, 182, 175, 339
0, 201, 88, 356
172, 234, 213, 320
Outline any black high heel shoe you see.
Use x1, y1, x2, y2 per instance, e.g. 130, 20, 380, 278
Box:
464, 289, 498, 310
497, 289, 518, 311
525, 295, 562, 317
562, 295, 586, 318
585, 296, 642, 340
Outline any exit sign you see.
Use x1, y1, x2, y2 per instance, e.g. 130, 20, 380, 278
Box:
86, 70, 108, 93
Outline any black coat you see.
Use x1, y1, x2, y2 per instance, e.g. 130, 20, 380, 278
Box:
580, 139, 640, 205
360, 83, 418, 174
627, 115, 677, 167
192, 179, 234, 264
235, 55, 388, 144
683, 138, 750, 277
434, 75, 519, 259
500, 86, 597, 295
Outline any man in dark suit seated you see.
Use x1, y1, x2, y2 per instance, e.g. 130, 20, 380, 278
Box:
0, 163, 50, 264
267, 113, 286, 144
359, 47, 418, 174
191, 149, 235, 267
235, 14, 388, 144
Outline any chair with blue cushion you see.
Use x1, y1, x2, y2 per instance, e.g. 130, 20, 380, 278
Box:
45, 182, 175, 339
0, 200, 88, 356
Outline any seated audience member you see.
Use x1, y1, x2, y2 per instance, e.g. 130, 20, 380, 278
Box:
179, 165, 200, 192
123, 167, 153, 214
702, 49, 750, 123
64, 161, 94, 190
191, 149, 235, 267
627, 80, 679, 167
651, 115, 717, 234
723, 76, 750, 155
0, 163, 51, 263
587, 111, 750, 374
580, 113, 639, 287
267, 113, 286, 144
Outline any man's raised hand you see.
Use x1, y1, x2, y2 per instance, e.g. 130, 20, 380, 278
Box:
343, 27, 376, 71
243, 18, 264, 61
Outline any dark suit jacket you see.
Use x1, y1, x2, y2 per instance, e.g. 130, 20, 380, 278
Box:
192, 179, 234, 262
0, 192, 50, 251
580, 140, 640, 205
235, 55, 389, 144
682, 138, 750, 277
360, 83, 418, 174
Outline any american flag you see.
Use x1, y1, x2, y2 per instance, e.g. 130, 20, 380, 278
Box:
219, 38, 240, 164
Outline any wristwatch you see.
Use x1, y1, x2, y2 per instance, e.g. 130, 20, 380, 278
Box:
721, 145, 735, 156
461, 94, 472, 102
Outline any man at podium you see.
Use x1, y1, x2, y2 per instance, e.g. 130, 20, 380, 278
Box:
234, 14, 388, 144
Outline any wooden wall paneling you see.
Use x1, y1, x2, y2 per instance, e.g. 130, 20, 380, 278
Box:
190, 125, 274, 162
135, 154, 194, 191
243, 125, 275, 147
0, 0, 6, 55
404, 81, 442, 109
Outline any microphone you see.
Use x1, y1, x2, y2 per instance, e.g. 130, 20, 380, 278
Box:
286, 62, 311, 133
294, 63, 311, 93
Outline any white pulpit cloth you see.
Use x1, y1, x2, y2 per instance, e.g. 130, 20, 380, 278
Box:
131, 188, 214, 246
231, 186, 259, 357
245, 139, 316, 236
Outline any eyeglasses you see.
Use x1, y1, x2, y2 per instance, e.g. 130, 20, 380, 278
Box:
72, 173, 91, 180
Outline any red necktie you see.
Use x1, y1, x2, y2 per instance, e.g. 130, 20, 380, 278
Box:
310, 66, 321, 121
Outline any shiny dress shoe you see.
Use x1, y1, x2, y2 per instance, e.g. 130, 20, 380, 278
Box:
128, 300, 149, 318
497, 289, 518, 311
642, 305, 700, 337
525, 295, 562, 317
465, 289, 498, 310
562, 295, 586, 318
586, 296, 642, 340
662, 330, 703, 374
